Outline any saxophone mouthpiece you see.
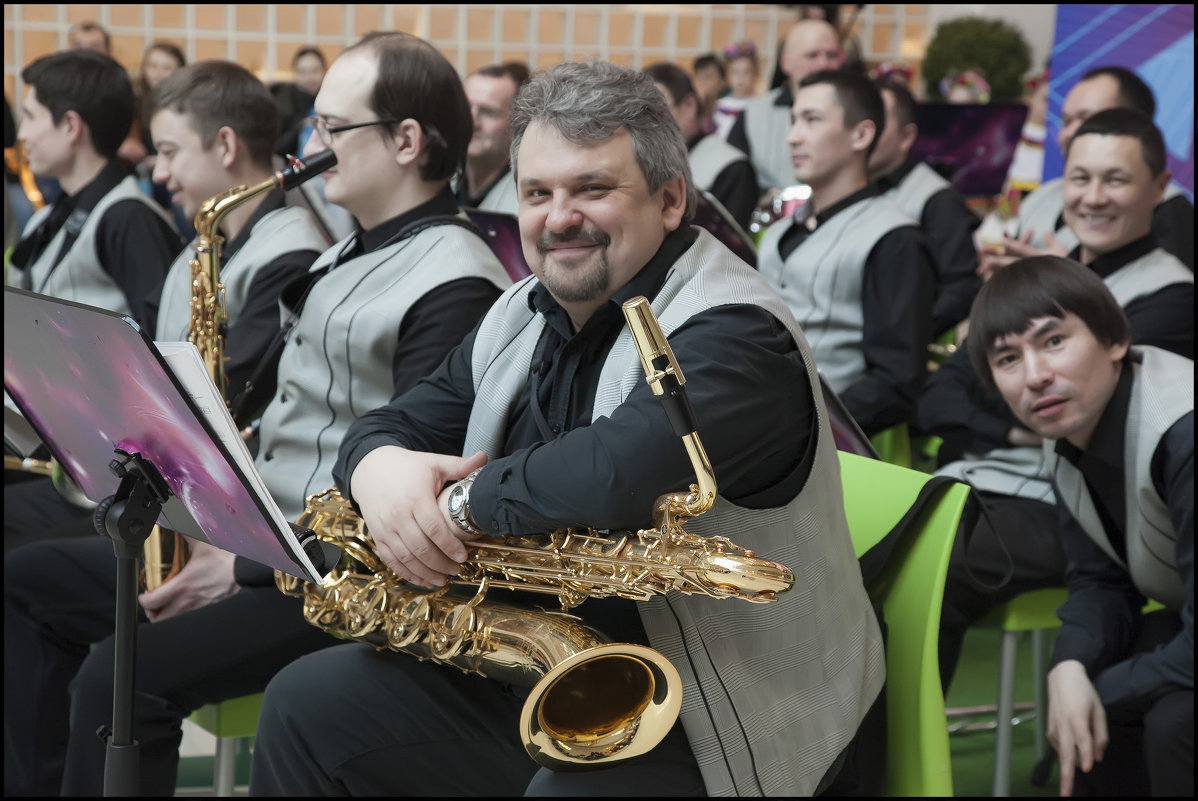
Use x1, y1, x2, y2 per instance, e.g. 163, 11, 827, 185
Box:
278, 150, 338, 190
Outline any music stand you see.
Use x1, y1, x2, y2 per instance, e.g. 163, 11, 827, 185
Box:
3, 287, 335, 795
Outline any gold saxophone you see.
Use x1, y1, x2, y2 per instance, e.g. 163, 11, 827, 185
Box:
275, 295, 795, 768
142, 151, 337, 590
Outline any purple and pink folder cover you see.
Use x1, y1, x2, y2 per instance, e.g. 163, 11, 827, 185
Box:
3, 286, 325, 584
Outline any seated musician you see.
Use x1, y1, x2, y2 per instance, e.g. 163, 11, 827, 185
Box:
3, 32, 510, 796
756, 68, 937, 438
868, 74, 982, 338
248, 59, 885, 798
7, 49, 181, 326
454, 61, 529, 215
968, 257, 1192, 797
979, 66, 1193, 276
644, 61, 759, 231
4, 60, 327, 549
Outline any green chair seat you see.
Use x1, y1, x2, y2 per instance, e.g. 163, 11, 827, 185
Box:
187, 692, 264, 796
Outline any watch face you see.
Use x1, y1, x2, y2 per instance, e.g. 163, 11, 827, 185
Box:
448, 485, 465, 515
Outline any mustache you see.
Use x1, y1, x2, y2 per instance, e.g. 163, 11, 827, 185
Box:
536, 228, 611, 255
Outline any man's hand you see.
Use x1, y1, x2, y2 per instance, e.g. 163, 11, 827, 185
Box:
350, 446, 488, 589
977, 230, 1070, 282
1046, 660, 1109, 797
137, 539, 238, 622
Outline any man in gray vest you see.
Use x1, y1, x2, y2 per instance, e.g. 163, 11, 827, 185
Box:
4, 32, 511, 796
758, 68, 936, 437
147, 59, 329, 411
727, 19, 843, 196
7, 50, 181, 327
923, 108, 1193, 693
250, 58, 885, 799
967, 257, 1192, 798
978, 66, 1194, 277
870, 74, 981, 337
453, 62, 529, 215
644, 61, 758, 231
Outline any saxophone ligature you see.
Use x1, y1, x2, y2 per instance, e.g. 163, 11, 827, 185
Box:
276, 295, 794, 768
142, 150, 337, 590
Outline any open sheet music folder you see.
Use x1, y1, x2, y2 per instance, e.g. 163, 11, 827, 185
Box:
3, 286, 327, 584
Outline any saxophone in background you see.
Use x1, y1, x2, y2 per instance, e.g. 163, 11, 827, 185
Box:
142, 150, 337, 590
276, 295, 795, 768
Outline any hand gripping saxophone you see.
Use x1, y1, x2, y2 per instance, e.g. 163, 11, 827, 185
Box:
141, 150, 337, 590
275, 295, 795, 768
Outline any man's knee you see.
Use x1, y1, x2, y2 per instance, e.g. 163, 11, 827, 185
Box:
1143, 690, 1193, 792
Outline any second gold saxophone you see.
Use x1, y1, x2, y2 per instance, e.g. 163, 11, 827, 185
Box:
276, 295, 794, 768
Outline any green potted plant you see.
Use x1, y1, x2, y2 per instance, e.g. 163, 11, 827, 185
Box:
922, 17, 1032, 102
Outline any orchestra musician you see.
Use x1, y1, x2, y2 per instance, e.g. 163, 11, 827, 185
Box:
248, 59, 885, 798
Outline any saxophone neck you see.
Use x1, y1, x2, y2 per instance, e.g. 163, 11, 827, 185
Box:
193, 174, 280, 242
622, 296, 718, 523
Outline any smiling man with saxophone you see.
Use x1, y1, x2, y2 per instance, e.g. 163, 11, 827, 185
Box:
250, 60, 885, 798
4, 33, 510, 797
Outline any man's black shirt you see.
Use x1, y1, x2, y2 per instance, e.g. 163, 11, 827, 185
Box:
875, 157, 981, 335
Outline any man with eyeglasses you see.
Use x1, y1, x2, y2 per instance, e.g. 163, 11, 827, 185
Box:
2, 32, 511, 796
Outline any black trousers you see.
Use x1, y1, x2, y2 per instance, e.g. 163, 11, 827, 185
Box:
3, 535, 342, 796
249, 642, 709, 797
1071, 612, 1193, 798
4, 476, 95, 552
938, 491, 1068, 692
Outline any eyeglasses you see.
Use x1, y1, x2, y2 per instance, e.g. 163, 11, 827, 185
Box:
309, 116, 400, 147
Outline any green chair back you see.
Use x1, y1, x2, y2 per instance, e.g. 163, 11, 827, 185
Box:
839, 451, 971, 797
870, 424, 912, 469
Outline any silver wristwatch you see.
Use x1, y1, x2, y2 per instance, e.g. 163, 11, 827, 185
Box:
446, 468, 484, 537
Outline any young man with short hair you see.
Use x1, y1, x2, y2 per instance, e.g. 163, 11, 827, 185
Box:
455, 62, 529, 215
644, 60, 759, 231
980, 66, 1194, 275
968, 256, 1192, 797
148, 59, 330, 406
4, 32, 511, 796
8, 50, 181, 327
923, 109, 1193, 692
869, 74, 981, 336
757, 68, 936, 436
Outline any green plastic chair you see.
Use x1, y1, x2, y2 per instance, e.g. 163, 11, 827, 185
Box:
839, 451, 972, 797
870, 424, 912, 469
187, 692, 264, 796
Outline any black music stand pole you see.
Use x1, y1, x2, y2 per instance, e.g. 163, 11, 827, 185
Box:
92, 448, 172, 797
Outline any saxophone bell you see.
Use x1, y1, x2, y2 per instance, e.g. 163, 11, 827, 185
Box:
522, 643, 682, 769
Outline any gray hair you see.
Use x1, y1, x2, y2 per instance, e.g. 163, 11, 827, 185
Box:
510, 60, 697, 222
